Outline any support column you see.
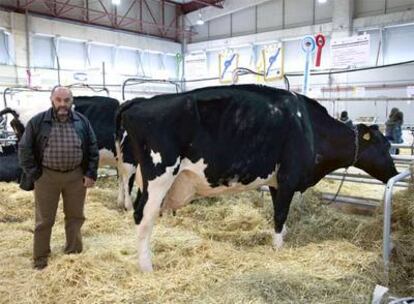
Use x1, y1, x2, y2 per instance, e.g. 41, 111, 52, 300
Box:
11, 12, 29, 85
332, 0, 354, 37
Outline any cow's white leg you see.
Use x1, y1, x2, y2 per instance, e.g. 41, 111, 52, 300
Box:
117, 177, 125, 208
136, 160, 179, 272
272, 224, 287, 249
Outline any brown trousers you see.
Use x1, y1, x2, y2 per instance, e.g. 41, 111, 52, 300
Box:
33, 167, 86, 261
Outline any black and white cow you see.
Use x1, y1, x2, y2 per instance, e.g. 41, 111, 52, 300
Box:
0, 97, 135, 209
116, 84, 398, 272
0, 144, 22, 182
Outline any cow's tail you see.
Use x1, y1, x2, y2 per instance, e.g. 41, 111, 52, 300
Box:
115, 100, 136, 142
115, 100, 138, 166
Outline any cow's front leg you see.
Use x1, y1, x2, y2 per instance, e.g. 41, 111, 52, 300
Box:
269, 186, 295, 249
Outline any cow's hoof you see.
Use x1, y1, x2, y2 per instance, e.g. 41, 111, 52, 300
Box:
282, 225, 288, 237
272, 233, 284, 250
139, 261, 154, 272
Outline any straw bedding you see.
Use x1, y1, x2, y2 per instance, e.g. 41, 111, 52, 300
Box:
0, 176, 412, 304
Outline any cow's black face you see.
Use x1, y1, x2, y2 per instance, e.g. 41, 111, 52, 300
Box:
355, 125, 398, 183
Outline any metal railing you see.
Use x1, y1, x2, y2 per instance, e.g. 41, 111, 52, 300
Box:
383, 169, 412, 273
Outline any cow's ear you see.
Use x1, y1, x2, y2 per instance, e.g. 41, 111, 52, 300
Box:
370, 124, 379, 131
362, 132, 371, 141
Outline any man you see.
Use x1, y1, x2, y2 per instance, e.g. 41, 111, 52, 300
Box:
385, 107, 404, 155
18, 86, 99, 270
338, 110, 353, 128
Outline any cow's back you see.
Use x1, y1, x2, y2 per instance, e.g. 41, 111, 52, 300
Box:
74, 96, 119, 151
121, 85, 313, 186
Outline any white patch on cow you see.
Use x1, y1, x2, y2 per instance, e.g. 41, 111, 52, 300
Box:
150, 150, 162, 165
117, 162, 136, 210
136, 158, 180, 272
177, 158, 278, 196
297, 111, 302, 118
116, 138, 138, 210
272, 225, 287, 249
120, 131, 128, 145
99, 148, 117, 167
135, 164, 143, 191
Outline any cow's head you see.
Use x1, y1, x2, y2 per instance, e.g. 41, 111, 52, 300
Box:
355, 124, 398, 183
0, 108, 25, 141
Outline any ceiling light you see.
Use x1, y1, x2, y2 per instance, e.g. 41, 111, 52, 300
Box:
196, 12, 204, 25
318, 0, 327, 3
112, 0, 121, 5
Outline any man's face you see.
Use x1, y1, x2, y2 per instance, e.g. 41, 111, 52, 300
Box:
51, 87, 73, 121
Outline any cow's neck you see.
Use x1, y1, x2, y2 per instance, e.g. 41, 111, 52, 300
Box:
308, 116, 357, 187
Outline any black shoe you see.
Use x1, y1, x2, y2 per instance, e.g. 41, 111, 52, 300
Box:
33, 259, 48, 270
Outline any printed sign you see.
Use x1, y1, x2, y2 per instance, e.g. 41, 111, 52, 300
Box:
184, 52, 207, 79
331, 34, 370, 67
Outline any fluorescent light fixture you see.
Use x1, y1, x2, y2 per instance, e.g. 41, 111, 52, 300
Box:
318, 0, 327, 3
196, 12, 204, 25
112, 0, 121, 5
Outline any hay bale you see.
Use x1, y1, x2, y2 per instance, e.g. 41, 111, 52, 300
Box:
0, 178, 413, 303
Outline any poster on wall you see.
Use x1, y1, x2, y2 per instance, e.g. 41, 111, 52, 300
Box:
219, 49, 239, 83
255, 50, 266, 83
330, 34, 370, 67
184, 52, 207, 79
262, 43, 284, 81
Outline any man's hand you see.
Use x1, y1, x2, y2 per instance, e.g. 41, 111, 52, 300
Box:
83, 176, 95, 188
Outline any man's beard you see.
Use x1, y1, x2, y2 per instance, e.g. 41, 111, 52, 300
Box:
53, 105, 70, 122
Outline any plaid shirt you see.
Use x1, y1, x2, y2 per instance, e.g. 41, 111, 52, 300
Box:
42, 115, 83, 172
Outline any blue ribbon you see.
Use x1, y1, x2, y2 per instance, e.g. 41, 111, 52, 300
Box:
301, 36, 316, 95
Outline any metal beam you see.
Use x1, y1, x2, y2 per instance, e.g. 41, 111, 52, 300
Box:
0, 0, 194, 41
191, 0, 223, 9
96, 0, 115, 27
143, 0, 164, 36
118, 0, 138, 27
186, 0, 272, 25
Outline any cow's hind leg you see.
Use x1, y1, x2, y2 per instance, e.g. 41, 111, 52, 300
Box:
134, 161, 179, 272
269, 185, 295, 249
117, 163, 136, 210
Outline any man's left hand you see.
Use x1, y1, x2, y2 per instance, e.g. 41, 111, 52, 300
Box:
83, 176, 95, 188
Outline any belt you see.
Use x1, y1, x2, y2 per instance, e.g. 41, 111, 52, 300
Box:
43, 166, 80, 173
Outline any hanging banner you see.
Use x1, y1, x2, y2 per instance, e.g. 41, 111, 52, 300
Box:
262, 43, 284, 81
301, 35, 316, 96
219, 49, 239, 83
184, 52, 207, 79
330, 34, 370, 67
